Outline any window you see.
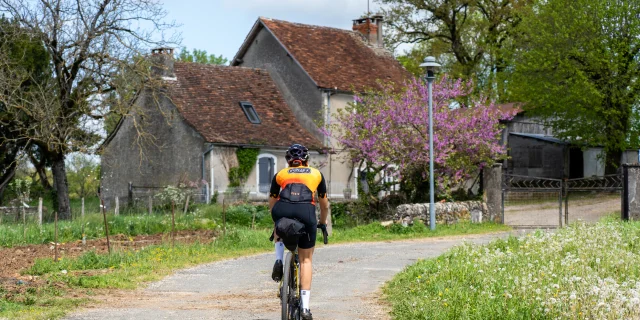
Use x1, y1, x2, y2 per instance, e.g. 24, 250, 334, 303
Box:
239, 101, 261, 124
257, 154, 276, 193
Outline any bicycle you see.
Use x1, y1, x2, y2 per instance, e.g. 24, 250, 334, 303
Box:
280, 224, 328, 320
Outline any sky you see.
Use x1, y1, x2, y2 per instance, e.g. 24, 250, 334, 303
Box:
160, 0, 389, 62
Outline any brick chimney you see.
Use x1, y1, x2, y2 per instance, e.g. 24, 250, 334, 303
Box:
352, 15, 384, 47
150, 47, 175, 78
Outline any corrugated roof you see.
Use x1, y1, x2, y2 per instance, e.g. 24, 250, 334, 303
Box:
510, 132, 568, 145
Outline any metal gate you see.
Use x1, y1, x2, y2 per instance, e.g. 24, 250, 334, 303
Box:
564, 174, 623, 225
502, 175, 563, 228
502, 174, 623, 228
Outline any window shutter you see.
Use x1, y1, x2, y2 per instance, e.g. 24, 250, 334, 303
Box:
259, 157, 270, 193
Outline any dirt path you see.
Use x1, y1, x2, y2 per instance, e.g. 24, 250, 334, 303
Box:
64, 231, 523, 320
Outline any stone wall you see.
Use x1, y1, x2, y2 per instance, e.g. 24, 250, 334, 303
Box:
392, 201, 487, 226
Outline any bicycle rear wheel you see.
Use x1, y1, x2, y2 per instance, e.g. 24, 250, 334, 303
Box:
281, 252, 293, 320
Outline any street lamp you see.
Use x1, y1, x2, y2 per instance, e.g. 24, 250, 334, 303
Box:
419, 56, 441, 231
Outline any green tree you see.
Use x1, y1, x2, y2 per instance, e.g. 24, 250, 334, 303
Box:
66, 154, 100, 199
178, 47, 228, 65
380, 0, 530, 99
0, 17, 50, 203
0, 0, 178, 219
509, 0, 640, 173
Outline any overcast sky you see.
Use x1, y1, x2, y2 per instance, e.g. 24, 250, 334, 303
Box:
161, 0, 389, 62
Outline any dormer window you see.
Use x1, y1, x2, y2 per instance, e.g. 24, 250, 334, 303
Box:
239, 101, 261, 124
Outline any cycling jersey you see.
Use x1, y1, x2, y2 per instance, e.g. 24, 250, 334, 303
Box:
269, 166, 327, 205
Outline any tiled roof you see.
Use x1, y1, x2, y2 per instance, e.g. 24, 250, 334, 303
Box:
248, 18, 412, 92
167, 62, 322, 149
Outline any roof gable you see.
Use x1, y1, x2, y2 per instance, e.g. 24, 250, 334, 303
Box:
234, 17, 411, 92
167, 62, 321, 149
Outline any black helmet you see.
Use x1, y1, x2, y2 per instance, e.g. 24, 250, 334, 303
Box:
286, 144, 309, 167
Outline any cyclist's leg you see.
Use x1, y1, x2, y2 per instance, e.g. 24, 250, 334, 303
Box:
296, 204, 317, 314
298, 247, 314, 290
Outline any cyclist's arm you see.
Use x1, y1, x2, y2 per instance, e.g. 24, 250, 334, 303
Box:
268, 174, 280, 210
317, 173, 329, 224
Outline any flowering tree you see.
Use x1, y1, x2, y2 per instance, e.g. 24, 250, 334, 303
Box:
324, 76, 517, 199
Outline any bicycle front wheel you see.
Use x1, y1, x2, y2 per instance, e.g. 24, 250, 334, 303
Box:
281, 252, 293, 320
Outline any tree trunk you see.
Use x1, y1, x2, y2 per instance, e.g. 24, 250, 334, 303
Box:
28, 150, 52, 191
0, 162, 17, 205
51, 154, 72, 220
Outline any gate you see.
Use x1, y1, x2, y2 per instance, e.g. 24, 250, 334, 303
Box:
502, 173, 623, 228
564, 174, 622, 225
502, 175, 563, 228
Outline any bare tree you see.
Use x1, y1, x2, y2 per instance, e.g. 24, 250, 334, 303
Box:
0, 0, 179, 219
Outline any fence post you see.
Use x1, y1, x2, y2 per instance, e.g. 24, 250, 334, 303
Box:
54, 211, 58, 262
99, 194, 111, 254
483, 163, 503, 223
171, 201, 176, 248
81, 197, 86, 246
148, 195, 152, 215
115, 197, 119, 216
558, 186, 563, 228
38, 197, 43, 226
128, 182, 133, 205
183, 195, 190, 214
22, 204, 26, 240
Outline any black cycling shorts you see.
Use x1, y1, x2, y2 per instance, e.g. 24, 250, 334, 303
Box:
271, 201, 317, 249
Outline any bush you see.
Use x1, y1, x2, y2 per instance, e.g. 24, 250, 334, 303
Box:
224, 204, 271, 228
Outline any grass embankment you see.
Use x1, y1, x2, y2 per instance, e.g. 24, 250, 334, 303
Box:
0, 202, 508, 319
384, 216, 640, 320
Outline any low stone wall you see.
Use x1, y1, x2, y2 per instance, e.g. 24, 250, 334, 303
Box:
391, 201, 487, 225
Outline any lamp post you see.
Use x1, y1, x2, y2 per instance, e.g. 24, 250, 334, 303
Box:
419, 56, 441, 231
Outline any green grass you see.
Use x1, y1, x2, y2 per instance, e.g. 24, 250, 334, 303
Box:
0, 202, 509, 320
384, 216, 640, 320
0, 205, 222, 247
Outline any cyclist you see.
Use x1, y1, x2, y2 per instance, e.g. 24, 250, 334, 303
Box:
269, 143, 329, 320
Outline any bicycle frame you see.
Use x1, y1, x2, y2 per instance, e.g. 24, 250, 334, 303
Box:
278, 225, 328, 320
281, 249, 301, 320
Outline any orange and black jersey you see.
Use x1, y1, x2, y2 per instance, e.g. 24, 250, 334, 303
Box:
269, 166, 328, 205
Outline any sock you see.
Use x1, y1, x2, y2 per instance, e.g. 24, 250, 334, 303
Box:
301, 290, 311, 310
275, 241, 284, 261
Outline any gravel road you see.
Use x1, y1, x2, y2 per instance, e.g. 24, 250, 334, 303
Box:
65, 231, 523, 320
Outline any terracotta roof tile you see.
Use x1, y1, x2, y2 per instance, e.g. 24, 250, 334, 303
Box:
168, 62, 322, 149
258, 18, 411, 92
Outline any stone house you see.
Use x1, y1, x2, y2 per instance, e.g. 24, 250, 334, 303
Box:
232, 16, 411, 197
100, 48, 322, 206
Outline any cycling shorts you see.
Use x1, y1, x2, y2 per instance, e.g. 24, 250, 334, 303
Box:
271, 201, 317, 249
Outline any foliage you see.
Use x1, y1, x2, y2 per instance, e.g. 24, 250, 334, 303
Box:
228, 148, 260, 187
8, 178, 30, 203
0, 17, 51, 200
508, 0, 640, 173
224, 204, 272, 228
154, 185, 189, 205
324, 76, 516, 199
66, 154, 100, 199
379, 0, 531, 98
178, 47, 228, 65
385, 218, 640, 319
0, 0, 178, 219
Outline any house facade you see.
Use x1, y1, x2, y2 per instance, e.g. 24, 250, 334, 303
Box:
100, 48, 323, 207
232, 16, 411, 198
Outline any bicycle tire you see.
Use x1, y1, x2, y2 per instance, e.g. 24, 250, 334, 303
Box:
281, 252, 293, 320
